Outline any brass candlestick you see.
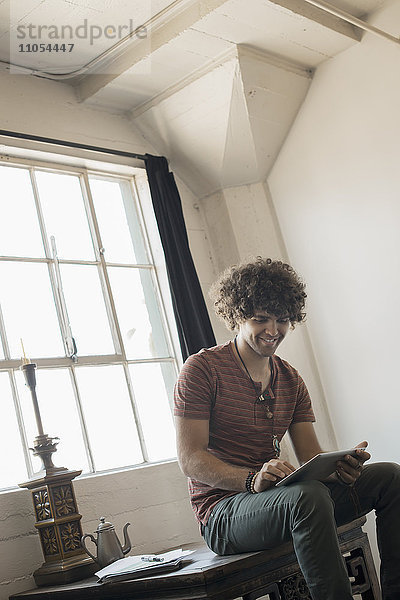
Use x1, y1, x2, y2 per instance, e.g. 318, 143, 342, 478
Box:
18, 359, 96, 586
21, 362, 64, 474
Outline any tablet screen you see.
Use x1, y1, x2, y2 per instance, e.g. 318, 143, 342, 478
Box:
275, 448, 360, 487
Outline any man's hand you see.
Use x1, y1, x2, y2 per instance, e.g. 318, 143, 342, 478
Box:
253, 458, 296, 492
335, 441, 371, 486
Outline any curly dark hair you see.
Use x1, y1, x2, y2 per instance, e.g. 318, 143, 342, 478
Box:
210, 257, 307, 330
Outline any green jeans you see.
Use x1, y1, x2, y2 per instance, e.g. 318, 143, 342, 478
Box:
202, 462, 400, 600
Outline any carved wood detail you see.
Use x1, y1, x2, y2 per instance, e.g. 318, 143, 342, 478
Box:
51, 484, 76, 517
40, 526, 59, 556
278, 572, 312, 599
33, 489, 52, 521
60, 521, 83, 553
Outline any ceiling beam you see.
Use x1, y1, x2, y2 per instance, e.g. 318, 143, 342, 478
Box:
267, 0, 362, 41
76, 0, 362, 104
76, 0, 231, 103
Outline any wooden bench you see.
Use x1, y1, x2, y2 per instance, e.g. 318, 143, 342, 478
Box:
10, 517, 380, 600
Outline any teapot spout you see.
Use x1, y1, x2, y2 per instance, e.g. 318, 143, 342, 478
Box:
121, 522, 131, 555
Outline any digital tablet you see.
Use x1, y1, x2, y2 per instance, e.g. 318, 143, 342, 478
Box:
275, 448, 361, 487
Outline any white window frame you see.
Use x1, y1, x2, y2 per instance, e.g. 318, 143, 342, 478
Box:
0, 149, 182, 488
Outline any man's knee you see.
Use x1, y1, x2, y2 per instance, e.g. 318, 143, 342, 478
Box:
290, 479, 332, 501
363, 461, 400, 485
358, 462, 400, 510
288, 480, 334, 523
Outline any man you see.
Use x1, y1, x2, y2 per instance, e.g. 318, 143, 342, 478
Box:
174, 258, 400, 600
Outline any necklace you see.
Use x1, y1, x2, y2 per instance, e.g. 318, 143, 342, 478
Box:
234, 337, 280, 457
234, 337, 273, 416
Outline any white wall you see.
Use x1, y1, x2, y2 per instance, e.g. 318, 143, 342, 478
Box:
0, 68, 149, 156
268, 0, 400, 570
268, 0, 400, 462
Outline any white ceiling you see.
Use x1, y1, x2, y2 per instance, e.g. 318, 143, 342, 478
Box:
0, 0, 390, 196
74, 0, 386, 108
0, 0, 387, 98
0, 0, 175, 72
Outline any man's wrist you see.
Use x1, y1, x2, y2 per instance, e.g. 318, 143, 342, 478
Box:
245, 471, 259, 493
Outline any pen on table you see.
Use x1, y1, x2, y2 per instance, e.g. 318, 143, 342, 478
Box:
141, 556, 164, 562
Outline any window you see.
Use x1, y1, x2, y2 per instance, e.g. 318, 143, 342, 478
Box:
0, 158, 179, 490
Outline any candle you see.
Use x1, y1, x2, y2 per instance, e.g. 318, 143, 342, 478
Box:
20, 342, 45, 438
20, 338, 30, 365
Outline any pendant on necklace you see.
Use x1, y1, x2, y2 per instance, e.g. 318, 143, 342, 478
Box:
273, 435, 281, 457
258, 394, 274, 418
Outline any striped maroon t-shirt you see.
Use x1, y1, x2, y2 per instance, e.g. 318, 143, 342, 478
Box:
174, 341, 315, 525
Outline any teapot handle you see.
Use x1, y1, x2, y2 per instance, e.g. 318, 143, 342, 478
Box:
81, 533, 98, 564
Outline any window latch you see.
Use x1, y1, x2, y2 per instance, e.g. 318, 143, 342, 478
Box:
50, 236, 78, 362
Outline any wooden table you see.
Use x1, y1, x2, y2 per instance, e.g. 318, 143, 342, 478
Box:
10, 518, 380, 600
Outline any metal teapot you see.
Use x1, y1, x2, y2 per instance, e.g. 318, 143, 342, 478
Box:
81, 517, 131, 568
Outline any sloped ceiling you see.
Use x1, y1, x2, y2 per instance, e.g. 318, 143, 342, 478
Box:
132, 46, 312, 196
0, 0, 388, 196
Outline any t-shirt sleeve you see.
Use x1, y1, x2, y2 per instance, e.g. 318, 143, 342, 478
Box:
292, 373, 315, 423
174, 353, 215, 419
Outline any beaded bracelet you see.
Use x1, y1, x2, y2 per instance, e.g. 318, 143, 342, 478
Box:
245, 471, 257, 493
250, 471, 259, 494
245, 471, 259, 494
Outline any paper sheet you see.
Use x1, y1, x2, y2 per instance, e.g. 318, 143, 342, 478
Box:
95, 549, 193, 581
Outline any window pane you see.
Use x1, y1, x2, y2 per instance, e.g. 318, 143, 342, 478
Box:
89, 178, 149, 264
16, 369, 90, 474
129, 362, 176, 462
0, 165, 44, 258
108, 267, 169, 359
35, 170, 95, 261
0, 372, 28, 487
0, 261, 64, 358
75, 365, 143, 470
0, 163, 180, 491
60, 264, 115, 356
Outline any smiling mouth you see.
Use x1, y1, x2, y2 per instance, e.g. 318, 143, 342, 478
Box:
259, 337, 278, 344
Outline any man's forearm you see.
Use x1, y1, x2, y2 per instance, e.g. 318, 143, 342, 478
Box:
179, 449, 250, 492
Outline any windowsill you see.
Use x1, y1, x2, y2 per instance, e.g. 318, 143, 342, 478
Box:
0, 457, 179, 496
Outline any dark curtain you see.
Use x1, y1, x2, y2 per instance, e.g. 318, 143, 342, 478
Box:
145, 155, 216, 362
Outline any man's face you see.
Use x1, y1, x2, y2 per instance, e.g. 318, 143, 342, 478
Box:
238, 310, 290, 357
